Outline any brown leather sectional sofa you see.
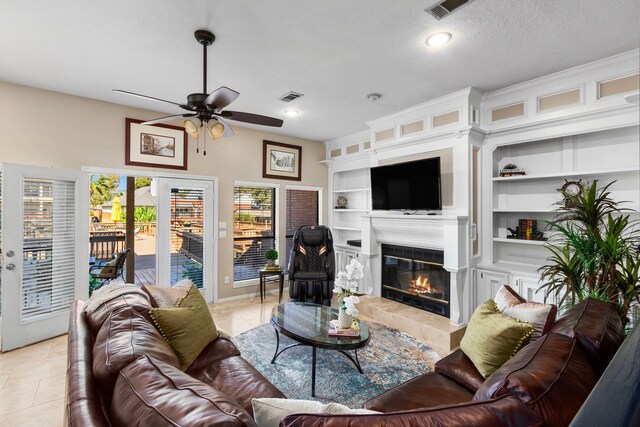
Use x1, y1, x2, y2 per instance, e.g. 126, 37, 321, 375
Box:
66, 291, 284, 426
67, 290, 624, 427
283, 298, 625, 426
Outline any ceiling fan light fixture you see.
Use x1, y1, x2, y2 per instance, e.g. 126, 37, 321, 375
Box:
184, 117, 201, 137
206, 119, 225, 139
425, 32, 452, 47
284, 109, 300, 117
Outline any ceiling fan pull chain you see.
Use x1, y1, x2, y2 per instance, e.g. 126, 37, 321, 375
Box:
196, 132, 200, 154
204, 138, 207, 156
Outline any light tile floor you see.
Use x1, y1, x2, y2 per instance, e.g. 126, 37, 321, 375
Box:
0, 293, 412, 427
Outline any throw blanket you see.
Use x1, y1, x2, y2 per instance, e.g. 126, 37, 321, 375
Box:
84, 283, 149, 315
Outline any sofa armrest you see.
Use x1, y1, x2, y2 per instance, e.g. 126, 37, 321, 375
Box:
281, 395, 544, 427
434, 349, 485, 392
66, 300, 111, 427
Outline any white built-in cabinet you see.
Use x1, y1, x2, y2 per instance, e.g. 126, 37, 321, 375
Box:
330, 167, 370, 289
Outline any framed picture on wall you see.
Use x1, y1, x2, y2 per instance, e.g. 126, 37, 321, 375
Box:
263, 140, 302, 181
125, 118, 188, 170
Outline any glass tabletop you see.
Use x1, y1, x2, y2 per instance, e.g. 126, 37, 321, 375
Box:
271, 302, 370, 349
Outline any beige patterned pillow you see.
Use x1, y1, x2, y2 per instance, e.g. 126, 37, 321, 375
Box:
252, 398, 379, 427
495, 285, 557, 340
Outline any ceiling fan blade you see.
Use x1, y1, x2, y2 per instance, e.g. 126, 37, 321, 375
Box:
113, 89, 186, 108
219, 110, 283, 127
214, 116, 235, 138
204, 86, 240, 110
142, 114, 195, 126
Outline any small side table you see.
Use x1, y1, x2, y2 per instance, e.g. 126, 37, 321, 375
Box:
259, 268, 284, 303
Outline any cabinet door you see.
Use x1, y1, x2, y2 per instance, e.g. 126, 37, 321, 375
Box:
517, 276, 558, 304
476, 269, 509, 305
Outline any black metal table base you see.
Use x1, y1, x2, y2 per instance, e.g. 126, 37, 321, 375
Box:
270, 329, 364, 397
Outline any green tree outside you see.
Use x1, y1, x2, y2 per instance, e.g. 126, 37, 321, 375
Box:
90, 174, 120, 207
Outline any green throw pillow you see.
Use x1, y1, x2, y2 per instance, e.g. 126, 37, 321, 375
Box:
150, 284, 219, 370
460, 299, 533, 378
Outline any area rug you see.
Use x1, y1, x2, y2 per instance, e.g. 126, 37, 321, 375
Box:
235, 321, 440, 408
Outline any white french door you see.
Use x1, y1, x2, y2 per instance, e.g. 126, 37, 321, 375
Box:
156, 178, 215, 302
1, 163, 88, 352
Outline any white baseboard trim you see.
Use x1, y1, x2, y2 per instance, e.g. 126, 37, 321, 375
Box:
216, 287, 289, 304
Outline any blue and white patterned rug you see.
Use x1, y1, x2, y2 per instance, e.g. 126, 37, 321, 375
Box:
235, 321, 440, 408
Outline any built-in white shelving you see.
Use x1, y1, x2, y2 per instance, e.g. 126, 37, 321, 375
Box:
492, 166, 640, 182
332, 209, 369, 213
332, 188, 370, 193
489, 126, 640, 273
493, 208, 555, 213
492, 237, 547, 246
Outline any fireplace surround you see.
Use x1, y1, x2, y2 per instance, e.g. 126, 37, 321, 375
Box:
381, 244, 450, 317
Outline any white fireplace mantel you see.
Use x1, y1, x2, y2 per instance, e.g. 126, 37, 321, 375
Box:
359, 212, 470, 325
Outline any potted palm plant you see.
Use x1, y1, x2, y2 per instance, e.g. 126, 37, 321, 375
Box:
539, 180, 640, 329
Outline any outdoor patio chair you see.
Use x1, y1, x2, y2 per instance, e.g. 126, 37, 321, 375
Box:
89, 248, 130, 289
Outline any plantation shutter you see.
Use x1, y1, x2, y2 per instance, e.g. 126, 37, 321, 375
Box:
233, 185, 276, 281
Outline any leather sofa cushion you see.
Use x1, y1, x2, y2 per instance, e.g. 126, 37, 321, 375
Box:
435, 349, 485, 392
111, 355, 258, 427
283, 395, 544, 427
85, 291, 152, 336
362, 372, 474, 412
186, 337, 241, 372
187, 355, 286, 416
551, 298, 623, 376
474, 333, 596, 427
92, 306, 180, 397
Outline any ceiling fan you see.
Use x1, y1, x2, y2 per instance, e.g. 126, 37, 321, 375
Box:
114, 29, 283, 154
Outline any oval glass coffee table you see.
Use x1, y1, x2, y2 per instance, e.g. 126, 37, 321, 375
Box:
270, 302, 370, 397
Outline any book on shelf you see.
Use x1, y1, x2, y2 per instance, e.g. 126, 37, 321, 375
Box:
328, 320, 360, 337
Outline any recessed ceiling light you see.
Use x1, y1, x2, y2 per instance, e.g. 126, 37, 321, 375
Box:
284, 109, 300, 117
425, 32, 452, 47
366, 93, 382, 101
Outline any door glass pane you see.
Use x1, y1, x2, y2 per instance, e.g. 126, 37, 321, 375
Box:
285, 189, 319, 267
170, 188, 204, 289
22, 178, 76, 321
233, 186, 276, 281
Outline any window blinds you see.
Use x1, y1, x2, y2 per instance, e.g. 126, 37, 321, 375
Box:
233, 186, 276, 282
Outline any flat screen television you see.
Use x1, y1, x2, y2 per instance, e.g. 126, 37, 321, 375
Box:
370, 157, 442, 210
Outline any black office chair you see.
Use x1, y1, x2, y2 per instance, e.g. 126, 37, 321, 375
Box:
287, 226, 335, 306
89, 248, 130, 290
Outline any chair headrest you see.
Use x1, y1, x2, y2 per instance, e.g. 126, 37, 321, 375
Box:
300, 227, 325, 246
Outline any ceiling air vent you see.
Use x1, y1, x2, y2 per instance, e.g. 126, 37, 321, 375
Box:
279, 91, 304, 103
426, 0, 474, 20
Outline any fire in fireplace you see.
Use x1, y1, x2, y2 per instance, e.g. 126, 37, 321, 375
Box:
381, 244, 450, 317
408, 275, 444, 299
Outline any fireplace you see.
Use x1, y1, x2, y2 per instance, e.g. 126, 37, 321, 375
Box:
381, 244, 450, 317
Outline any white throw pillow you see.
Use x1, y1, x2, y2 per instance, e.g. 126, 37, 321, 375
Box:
252, 398, 380, 427
494, 285, 557, 340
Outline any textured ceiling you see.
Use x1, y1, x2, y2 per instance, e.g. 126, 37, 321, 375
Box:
1, 0, 638, 141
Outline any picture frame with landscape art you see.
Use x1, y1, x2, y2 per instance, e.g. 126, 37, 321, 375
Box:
125, 118, 188, 170
263, 140, 302, 181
